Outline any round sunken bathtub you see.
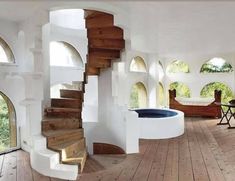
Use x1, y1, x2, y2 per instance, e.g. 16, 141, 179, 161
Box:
134, 108, 184, 139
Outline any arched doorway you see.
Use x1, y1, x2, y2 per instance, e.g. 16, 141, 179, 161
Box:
0, 92, 17, 153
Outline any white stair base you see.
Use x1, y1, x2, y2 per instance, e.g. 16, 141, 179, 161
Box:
30, 135, 79, 180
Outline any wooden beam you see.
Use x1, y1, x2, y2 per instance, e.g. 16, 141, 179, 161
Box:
89, 38, 125, 50
87, 27, 123, 39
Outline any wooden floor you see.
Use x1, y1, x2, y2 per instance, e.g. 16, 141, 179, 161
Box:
2, 117, 235, 181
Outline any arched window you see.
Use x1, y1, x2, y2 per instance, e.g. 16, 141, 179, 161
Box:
167, 60, 190, 73
50, 41, 83, 67
158, 82, 165, 107
0, 92, 16, 153
200, 82, 233, 103
0, 37, 15, 63
170, 82, 190, 97
130, 56, 147, 72
200, 57, 233, 73
129, 82, 147, 108
158, 61, 164, 81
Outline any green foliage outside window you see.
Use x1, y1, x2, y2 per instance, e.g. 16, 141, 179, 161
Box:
200, 82, 234, 103
170, 82, 190, 98
167, 60, 190, 73
129, 82, 147, 108
200, 58, 233, 73
129, 84, 139, 108
0, 95, 10, 152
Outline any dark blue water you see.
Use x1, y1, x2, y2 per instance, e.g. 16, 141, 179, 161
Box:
134, 109, 178, 118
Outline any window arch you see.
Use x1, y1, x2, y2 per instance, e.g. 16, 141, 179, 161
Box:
158, 82, 165, 107
167, 60, 190, 73
0, 92, 17, 153
0, 37, 15, 63
200, 82, 233, 103
129, 82, 147, 108
200, 57, 233, 73
50, 41, 83, 67
130, 56, 147, 72
169, 82, 190, 97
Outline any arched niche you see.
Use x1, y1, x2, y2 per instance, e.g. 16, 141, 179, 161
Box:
169, 82, 191, 98
167, 60, 190, 73
200, 82, 234, 103
50, 41, 84, 67
200, 57, 233, 73
129, 82, 147, 108
130, 56, 147, 73
0, 91, 17, 153
0, 37, 15, 63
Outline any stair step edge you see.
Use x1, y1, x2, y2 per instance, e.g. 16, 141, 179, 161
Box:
50, 138, 85, 151
42, 129, 83, 137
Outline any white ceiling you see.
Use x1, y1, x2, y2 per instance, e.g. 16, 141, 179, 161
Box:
1, 1, 235, 60
129, 1, 235, 59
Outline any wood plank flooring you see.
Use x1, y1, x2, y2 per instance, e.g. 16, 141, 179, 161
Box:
1, 117, 235, 181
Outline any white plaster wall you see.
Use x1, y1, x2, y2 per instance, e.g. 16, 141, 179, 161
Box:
82, 76, 98, 123
123, 50, 149, 107
0, 19, 21, 72
0, 19, 28, 151
50, 66, 84, 86
84, 68, 140, 154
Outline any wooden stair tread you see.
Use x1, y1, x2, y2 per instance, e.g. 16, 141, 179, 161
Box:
42, 129, 83, 137
42, 117, 82, 131
60, 89, 84, 99
88, 38, 125, 50
50, 138, 85, 151
87, 27, 123, 39
85, 14, 113, 28
51, 98, 82, 109
60, 89, 81, 92
89, 49, 120, 59
46, 107, 81, 112
51, 97, 80, 101
85, 10, 110, 19
62, 150, 87, 164
43, 117, 80, 121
